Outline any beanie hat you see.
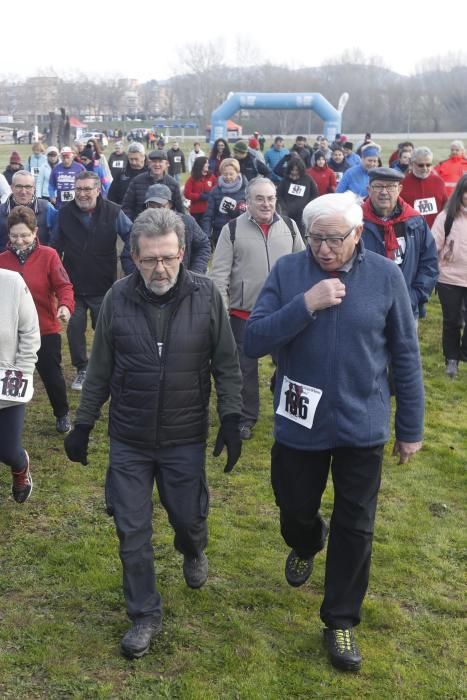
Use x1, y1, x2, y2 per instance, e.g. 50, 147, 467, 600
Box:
248, 138, 259, 149
81, 147, 94, 161
233, 140, 248, 154
9, 151, 22, 164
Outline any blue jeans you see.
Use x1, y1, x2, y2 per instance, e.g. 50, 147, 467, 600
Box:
0, 404, 28, 471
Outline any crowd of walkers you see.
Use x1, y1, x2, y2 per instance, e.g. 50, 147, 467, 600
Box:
0, 127, 466, 671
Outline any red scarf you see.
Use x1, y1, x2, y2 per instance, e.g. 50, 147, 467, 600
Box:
362, 197, 419, 260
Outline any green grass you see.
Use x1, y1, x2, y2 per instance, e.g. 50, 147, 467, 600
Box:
0, 295, 465, 699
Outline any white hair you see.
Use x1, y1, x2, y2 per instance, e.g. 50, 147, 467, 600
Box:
302, 192, 363, 233
451, 140, 464, 151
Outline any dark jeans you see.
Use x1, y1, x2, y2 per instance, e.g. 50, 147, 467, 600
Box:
437, 282, 467, 361
230, 315, 259, 427
0, 404, 28, 471
36, 333, 68, 417
106, 438, 209, 624
67, 295, 104, 371
271, 441, 384, 629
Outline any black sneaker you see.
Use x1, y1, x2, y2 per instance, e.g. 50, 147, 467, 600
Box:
323, 627, 362, 672
71, 369, 87, 391
11, 451, 33, 504
56, 413, 71, 434
183, 551, 208, 589
285, 549, 313, 587
121, 620, 162, 659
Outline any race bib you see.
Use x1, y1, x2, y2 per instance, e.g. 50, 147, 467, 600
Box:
219, 196, 237, 215
174, 156, 181, 163
62, 190, 75, 201
413, 197, 437, 216
393, 237, 406, 266
288, 183, 306, 197
112, 160, 124, 169
276, 375, 322, 429
0, 367, 34, 404
33, 167, 40, 176
335, 171, 343, 182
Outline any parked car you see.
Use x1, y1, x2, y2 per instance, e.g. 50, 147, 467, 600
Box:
81, 131, 108, 148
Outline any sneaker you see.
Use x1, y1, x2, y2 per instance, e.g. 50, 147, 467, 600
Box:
56, 413, 71, 434
239, 424, 252, 440
71, 369, 87, 391
11, 451, 33, 504
183, 551, 208, 589
445, 359, 458, 378
121, 620, 162, 659
323, 627, 362, 672
285, 550, 314, 587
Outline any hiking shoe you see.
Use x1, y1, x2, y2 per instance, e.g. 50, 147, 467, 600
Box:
56, 413, 71, 434
71, 369, 87, 391
285, 549, 314, 587
239, 424, 252, 440
445, 360, 458, 378
323, 627, 362, 672
183, 551, 208, 589
121, 620, 162, 659
11, 451, 33, 504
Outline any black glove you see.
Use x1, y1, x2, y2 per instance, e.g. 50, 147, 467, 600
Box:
64, 424, 93, 466
213, 413, 242, 473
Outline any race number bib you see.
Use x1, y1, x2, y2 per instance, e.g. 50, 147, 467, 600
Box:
62, 190, 75, 201
33, 167, 40, 176
0, 367, 34, 404
276, 375, 322, 429
394, 237, 406, 266
112, 160, 124, 169
335, 171, 343, 183
288, 183, 306, 197
174, 156, 182, 163
219, 196, 237, 215
413, 197, 437, 216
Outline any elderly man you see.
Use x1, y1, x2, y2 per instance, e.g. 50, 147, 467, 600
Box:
434, 140, 467, 197
49, 146, 86, 208
122, 149, 184, 220
336, 143, 381, 197
64, 208, 242, 659
211, 176, 305, 440
51, 171, 133, 391
0, 170, 56, 252
108, 142, 148, 205
400, 147, 448, 229
108, 141, 128, 181
362, 167, 438, 319
244, 191, 424, 672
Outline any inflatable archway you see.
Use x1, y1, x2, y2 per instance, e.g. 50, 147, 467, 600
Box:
209, 92, 341, 144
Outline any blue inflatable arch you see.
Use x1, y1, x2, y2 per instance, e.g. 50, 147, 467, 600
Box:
210, 92, 342, 144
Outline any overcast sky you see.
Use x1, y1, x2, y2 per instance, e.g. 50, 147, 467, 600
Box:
2, 0, 464, 82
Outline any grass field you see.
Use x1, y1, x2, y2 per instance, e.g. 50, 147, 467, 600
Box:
0, 139, 466, 699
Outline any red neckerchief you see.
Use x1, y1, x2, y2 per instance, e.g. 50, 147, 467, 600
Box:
362, 197, 419, 260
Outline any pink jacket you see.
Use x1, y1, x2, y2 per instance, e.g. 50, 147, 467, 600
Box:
431, 207, 467, 287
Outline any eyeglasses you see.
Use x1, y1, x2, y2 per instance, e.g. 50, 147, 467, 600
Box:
75, 186, 97, 193
370, 184, 400, 192
307, 226, 355, 250
139, 254, 180, 270
13, 184, 34, 190
414, 162, 432, 168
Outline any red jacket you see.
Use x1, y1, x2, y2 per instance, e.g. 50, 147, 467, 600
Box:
400, 171, 448, 229
0, 244, 74, 335
434, 156, 467, 197
306, 166, 336, 196
184, 174, 217, 215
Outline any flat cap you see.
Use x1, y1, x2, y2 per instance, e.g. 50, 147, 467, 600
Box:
368, 167, 404, 183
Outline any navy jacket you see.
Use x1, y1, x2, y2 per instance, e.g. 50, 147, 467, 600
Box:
244, 242, 424, 451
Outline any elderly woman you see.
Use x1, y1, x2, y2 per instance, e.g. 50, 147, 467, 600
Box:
202, 158, 247, 246
0, 206, 75, 432
431, 174, 467, 378
0, 267, 40, 503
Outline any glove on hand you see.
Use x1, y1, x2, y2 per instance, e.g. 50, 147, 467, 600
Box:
199, 193, 209, 201
64, 424, 93, 466
213, 413, 242, 473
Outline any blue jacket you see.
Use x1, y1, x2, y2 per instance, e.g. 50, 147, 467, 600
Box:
362, 211, 438, 318
345, 152, 361, 168
336, 164, 369, 197
244, 243, 424, 451
201, 177, 248, 238
265, 146, 289, 182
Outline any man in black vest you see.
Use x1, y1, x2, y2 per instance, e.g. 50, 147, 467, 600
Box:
51, 171, 133, 391
63, 208, 242, 660
121, 149, 184, 220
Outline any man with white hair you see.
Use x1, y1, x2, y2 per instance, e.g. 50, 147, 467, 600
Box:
400, 147, 448, 229
434, 140, 467, 197
244, 191, 424, 673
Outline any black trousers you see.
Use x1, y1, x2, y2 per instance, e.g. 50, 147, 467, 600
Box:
36, 333, 68, 417
106, 438, 209, 624
230, 315, 259, 427
271, 441, 384, 629
437, 282, 467, 361
67, 295, 104, 371
0, 404, 27, 471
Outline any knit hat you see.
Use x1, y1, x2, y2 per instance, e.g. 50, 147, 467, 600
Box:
233, 140, 248, 154
314, 150, 326, 162
46, 146, 59, 156
9, 151, 22, 164
361, 144, 380, 158
248, 138, 259, 149
80, 147, 94, 161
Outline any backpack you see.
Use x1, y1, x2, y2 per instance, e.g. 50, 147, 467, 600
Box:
228, 215, 297, 245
